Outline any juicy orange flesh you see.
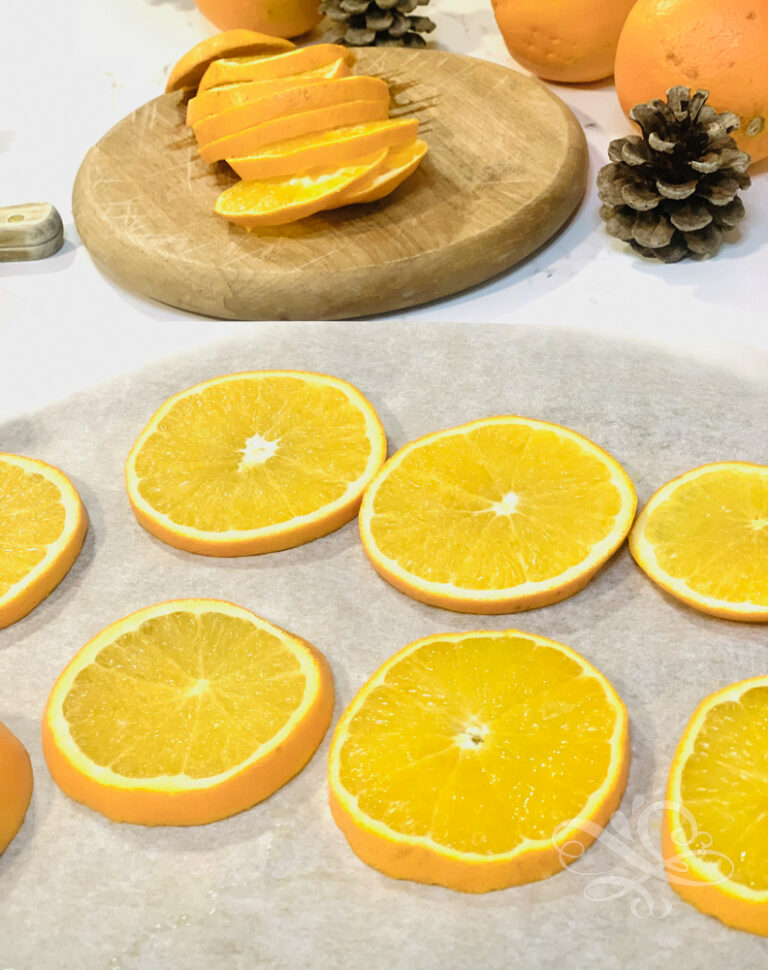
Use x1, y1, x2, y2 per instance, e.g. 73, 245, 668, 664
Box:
0, 461, 65, 596
216, 156, 380, 216
233, 120, 414, 161
679, 686, 768, 891
644, 468, 768, 605
200, 45, 349, 89
61, 610, 305, 780
133, 377, 373, 532
369, 425, 625, 590
338, 635, 618, 854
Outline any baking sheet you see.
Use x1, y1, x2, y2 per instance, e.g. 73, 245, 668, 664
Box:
1, 321, 767, 970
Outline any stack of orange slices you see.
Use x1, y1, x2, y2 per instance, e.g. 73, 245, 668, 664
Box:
166, 31, 428, 226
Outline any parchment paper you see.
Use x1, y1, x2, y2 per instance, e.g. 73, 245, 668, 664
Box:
2, 321, 767, 970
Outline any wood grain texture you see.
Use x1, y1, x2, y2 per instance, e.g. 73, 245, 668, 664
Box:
72, 48, 588, 320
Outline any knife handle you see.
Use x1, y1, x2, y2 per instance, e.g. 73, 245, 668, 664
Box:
0, 203, 64, 261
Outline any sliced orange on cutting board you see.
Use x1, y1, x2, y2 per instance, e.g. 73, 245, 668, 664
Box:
663, 677, 768, 935
329, 629, 629, 892
43, 599, 334, 826
216, 151, 391, 226
229, 118, 418, 180
0, 454, 87, 629
125, 371, 387, 555
198, 100, 390, 164
359, 417, 637, 614
165, 29, 294, 94
193, 75, 390, 147
328, 138, 429, 207
629, 462, 768, 621
198, 43, 355, 92
186, 58, 352, 126
0, 721, 33, 853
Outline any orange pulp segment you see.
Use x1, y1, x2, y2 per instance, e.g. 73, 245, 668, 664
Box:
327, 138, 428, 207
197, 43, 355, 93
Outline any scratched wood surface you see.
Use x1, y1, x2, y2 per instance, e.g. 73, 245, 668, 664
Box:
72, 48, 588, 320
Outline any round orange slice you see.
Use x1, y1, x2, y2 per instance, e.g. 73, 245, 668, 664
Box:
165, 29, 294, 93
629, 462, 768, 621
197, 43, 355, 93
358, 416, 637, 614
186, 58, 352, 127
329, 629, 629, 892
125, 371, 387, 555
228, 118, 418, 180
0, 721, 33, 853
663, 677, 768, 935
0, 453, 87, 629
43, 599, 334, 826
328, 138, 428, 208
215, 151, 389, 227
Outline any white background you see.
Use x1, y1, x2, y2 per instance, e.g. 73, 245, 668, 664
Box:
1, 0, 767, 420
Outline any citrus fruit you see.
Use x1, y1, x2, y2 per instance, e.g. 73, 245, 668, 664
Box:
358, 416, 637, 614
215, 151, 390, 226
43, 599, 334, 826
125, 371, 387, 554
663, 677, 768, 935
187, 58, 352, 126
329, 629, 629, 892
165, 28, 293, 93
0, 721, 33, 853
229, 118, 418, 180
194, 0, 323, 39
490, 0, 637, 83
198, 100, 389, 164
629, 462, 768, 621
197, 43, 355, 94
331, 139, 428, 207
0, 453, 87, 629
193, 75, 389, 147
615, 0, 768, 163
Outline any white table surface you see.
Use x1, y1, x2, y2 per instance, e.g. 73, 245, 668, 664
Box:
1, 0, 767, 422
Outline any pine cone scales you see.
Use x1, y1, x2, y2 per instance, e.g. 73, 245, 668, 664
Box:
319, 0, 435, 47
598, 87, 751, 262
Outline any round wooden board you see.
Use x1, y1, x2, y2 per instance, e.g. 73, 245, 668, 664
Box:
73, 48, 587, 320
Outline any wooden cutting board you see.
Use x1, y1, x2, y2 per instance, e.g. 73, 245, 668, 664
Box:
73, 48, 588, 320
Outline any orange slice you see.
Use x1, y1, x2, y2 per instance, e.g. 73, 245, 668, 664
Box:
198, 99, 389, 164
0, 721, 33, 853
165, 29, 294, 94
215, 150, 389, 227
186, 58, 352, 126
0, 454, 87, 629
229, 118, 418, 180
358, 417, 637, 614
329, 629, 629, 892
327, 138, 428, 208
197, 43, 355, 93
663, 677, 768, 935
193, 76, 390, 147
125, 371, 387, 555
629, 462, 768, 621
42, 599, 334, 826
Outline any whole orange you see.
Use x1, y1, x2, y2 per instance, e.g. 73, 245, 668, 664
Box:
0, 721, 33, 853
615, 0, 768, 163
194, 0, 322, 38
490, 0, 638, 83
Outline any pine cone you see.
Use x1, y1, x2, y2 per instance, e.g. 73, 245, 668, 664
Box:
598, 87, 751, 262
319, 0, 436, 47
